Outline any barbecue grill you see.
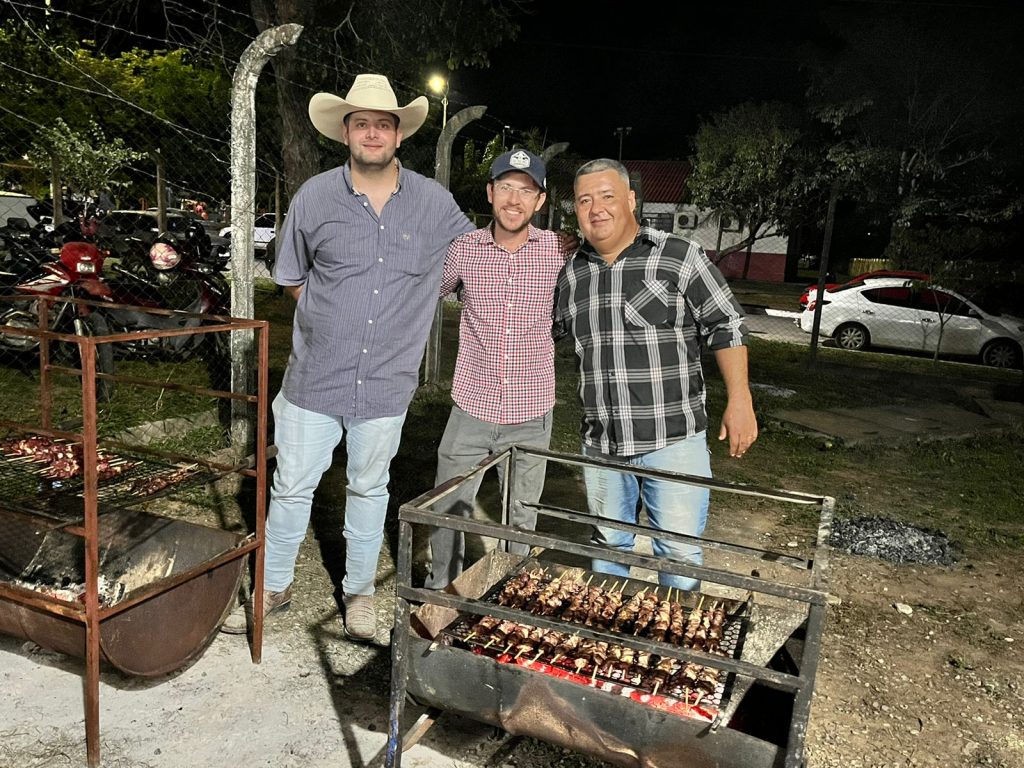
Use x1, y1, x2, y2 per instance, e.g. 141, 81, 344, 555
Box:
0, 297, 271, 768
388, 446, 833, 768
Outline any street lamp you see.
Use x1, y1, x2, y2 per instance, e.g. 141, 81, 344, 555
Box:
428, 74, 449, 128
614, 126, 632, 161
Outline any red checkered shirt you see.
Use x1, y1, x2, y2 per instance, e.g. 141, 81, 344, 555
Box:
441, 225, 566, 424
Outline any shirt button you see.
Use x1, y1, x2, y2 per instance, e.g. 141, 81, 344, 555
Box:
363, 201, 368, 207
373, 289, 379, 295
368, 319, 373, 324
379, 225, 385, 230
362, 349, 368, 354
378, 257, 383, 262
357, 380, 362, 385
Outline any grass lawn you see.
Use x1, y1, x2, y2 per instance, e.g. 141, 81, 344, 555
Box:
252, 281, 1023, 556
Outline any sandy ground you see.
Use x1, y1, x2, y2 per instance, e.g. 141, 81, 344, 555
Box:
2, 469, 1023, 768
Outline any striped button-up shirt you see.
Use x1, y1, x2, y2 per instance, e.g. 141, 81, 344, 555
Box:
442, 225, 566, 424
554, 227, 748, 456
275, 163, 473, 417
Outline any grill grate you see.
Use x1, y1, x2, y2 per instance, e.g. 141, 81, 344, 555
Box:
0, 433, 213, 523
438, 563, 750, 720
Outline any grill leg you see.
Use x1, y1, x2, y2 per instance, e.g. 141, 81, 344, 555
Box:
386, 519, 414, 768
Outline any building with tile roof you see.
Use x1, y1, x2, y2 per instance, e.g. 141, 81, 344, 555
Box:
624, 160, 789, 282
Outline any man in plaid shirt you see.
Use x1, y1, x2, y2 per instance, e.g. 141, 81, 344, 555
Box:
425, 149, 568, 589
554, 158, 759, 592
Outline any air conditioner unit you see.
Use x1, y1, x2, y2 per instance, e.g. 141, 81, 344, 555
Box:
675, 212, 697, 230
720, 215, 742, 232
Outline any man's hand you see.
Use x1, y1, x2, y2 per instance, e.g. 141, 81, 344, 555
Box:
713, 345, 758, 458
718, 400, 758, 458
557, 230, 580, 258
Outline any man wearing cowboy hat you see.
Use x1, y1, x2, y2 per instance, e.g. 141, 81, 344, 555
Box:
222, 74, 473, 641
424, 148, 570, 590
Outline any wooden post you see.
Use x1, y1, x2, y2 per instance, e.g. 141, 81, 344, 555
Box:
50, 155, 63, 226
152, 149, 167, 232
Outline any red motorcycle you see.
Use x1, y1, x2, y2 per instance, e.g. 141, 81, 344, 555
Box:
0, 239, 115, 398
0, 230, 229, 400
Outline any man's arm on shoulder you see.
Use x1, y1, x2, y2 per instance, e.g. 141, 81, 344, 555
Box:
439, 236, 465, 297
713, 344, 758, 458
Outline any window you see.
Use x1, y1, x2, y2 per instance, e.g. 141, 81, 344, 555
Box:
863, 287, 913, 307
916, 289, 972, 317
642, 213, 674, 233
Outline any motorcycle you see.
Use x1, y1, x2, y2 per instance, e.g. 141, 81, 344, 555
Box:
100, 227, 230, 361
0, 226, 230, 400
0, 217, 62, 289
0, 238, 115, 400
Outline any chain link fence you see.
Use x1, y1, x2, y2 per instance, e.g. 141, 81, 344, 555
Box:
1, 1, 1020, 425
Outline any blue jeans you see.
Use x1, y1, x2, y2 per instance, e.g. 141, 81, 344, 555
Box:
583, 433, 711, 591
264, 393, 406, 597
425, 405, 552, 589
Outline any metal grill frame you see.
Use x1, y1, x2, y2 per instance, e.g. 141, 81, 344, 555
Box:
0, 301, 272, 768
387, 445, 834, 768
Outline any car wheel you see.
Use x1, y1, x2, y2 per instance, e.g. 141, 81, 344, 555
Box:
834, 323, 869, 351
980, 339, 1022, 369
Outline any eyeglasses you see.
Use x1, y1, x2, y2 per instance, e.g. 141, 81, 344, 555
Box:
494, 182, 541, 200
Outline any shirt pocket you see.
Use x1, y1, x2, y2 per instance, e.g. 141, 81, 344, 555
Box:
623, 279, 676, 328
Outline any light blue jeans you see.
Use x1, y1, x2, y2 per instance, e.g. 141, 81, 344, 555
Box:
264, 393, 406, 597
583, 433, 711, 591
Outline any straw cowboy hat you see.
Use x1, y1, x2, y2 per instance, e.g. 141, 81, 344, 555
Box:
308, 74, 429, 142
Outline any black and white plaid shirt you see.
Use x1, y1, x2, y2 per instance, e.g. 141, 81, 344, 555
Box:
554, 226, 748, 456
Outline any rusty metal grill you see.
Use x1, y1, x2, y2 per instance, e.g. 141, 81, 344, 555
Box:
437, 562, 749, 719
388, 445, 835, 768
0, 433, 215, 522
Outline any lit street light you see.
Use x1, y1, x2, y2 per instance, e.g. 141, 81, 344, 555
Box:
428, 74, 449, 128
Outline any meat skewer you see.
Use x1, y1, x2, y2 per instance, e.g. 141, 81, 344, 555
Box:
633, 589, 661, 636
612, 589, 646, 633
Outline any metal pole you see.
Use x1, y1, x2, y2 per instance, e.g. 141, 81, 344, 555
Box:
808, 181, 839, 366
228, 24, 303, 451
424, 105, 488, 385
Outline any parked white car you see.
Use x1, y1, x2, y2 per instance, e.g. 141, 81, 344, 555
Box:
798, 278, 1024, 368
219, 213, 278, 259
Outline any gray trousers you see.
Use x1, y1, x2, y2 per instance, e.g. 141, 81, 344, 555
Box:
425, 404, 552, 589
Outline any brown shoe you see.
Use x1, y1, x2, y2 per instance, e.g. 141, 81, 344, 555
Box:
343, 593, 376, 641
220, 586, 292, 634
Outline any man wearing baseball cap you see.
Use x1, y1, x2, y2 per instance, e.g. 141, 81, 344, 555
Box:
222, 74, 474, 641
425, 148, 571, 589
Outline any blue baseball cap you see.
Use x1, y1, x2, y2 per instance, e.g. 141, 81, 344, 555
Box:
490, 149, 546, 190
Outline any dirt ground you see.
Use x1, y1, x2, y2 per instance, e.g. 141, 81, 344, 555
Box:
1, 459, 1022, 768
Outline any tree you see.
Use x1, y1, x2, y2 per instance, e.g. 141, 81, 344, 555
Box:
805, 7, 1024, 260
687, 102, 829, 265
28, 118, 144, 201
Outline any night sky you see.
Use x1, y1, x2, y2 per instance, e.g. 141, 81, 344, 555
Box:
452, 0, 1022, 161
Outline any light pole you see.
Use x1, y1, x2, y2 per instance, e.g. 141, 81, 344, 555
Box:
428, 74, 449, 128
614, 126, 632, 161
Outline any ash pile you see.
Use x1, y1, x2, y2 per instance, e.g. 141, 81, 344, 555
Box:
830, 517, 958, 565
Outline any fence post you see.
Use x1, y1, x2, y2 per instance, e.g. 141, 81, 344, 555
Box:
541, 143, 569, 230
228, 23, 303, 451
49, 155, 63, 226
424, 105, 487, 385
808, 181, 840, 366
151, 149, 167, 232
